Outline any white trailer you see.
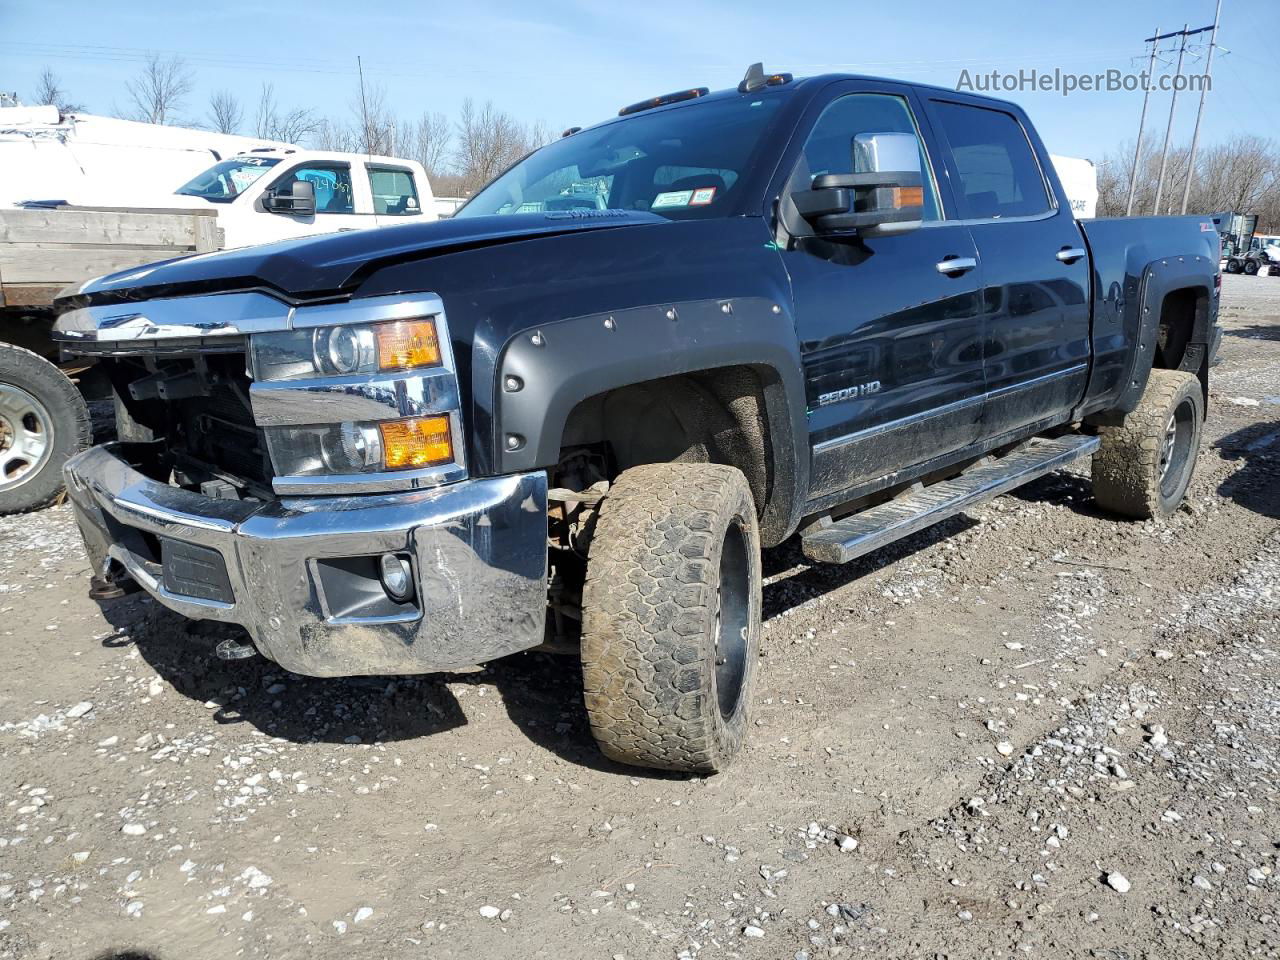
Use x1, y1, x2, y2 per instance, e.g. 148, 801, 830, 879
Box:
1049, 154, 1098, 219
0, 106, 288, 208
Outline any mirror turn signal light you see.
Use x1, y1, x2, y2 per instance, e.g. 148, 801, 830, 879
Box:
376, 318, 441, 371
379, 415, 453, 470
890, 186, 925, 209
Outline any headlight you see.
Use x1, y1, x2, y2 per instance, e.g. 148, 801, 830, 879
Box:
246, 294, 464, 495
264, 415, 455, 477
251, 318, 441, 382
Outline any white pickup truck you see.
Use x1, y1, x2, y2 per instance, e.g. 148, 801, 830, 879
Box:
172, 149, 438, 248
0, 149, 437, 513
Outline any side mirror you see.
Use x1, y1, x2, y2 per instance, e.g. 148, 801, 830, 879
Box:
791, 131, 925, 236
264, 179, 315, 217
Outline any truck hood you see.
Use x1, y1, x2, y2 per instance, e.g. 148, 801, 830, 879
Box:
59, 210, 667, 306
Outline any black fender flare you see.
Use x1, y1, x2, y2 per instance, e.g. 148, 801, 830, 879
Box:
493, 296, 808, 545
1106, 254, 1216, 417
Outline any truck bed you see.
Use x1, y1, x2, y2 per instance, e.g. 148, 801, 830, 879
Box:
0, 205, 220, 309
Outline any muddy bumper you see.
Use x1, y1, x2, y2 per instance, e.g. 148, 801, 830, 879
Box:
64, 442, 548, 676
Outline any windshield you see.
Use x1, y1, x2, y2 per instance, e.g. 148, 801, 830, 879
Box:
176, 156, 282, 202
456, 95, 784, 220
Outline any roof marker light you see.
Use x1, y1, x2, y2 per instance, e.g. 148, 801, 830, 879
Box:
618, 88, 709, 117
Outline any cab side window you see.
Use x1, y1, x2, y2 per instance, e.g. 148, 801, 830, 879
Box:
368, 166, 421, 216
930, 102, 1051, 220
276, 164, 355, 214
799, 93, 941, 222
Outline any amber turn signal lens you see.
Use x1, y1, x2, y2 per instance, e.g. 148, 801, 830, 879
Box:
376, 319, 441, 371
891, 186, 925, 209
379, 415, 453, 470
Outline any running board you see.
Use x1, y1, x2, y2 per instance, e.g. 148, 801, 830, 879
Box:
800, 434, 1100, 564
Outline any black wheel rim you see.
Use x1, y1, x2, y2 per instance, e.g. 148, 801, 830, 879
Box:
1158, 397, 1196, 500
713, 519, 750, 720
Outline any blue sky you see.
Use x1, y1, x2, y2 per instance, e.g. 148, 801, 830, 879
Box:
1, 0, 1274, 163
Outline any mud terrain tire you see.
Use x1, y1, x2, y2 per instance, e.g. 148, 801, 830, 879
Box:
581, 463, 761, 773
1092, 369, 1203, 520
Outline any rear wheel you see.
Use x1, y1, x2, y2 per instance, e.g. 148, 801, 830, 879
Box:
0, 343, 91, 514
1225, 258, 1242, 274
1244, 258, 1260, 276
1092, 369, 1203, 520
580, 463, 761, 773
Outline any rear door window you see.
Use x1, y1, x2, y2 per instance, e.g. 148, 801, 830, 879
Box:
930, 102, 1051, 220
368, 166, 421, 216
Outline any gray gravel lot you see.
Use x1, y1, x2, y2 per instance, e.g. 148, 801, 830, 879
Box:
1, 274, 1278, 960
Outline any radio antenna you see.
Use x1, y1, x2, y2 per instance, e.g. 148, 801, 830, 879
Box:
357, 55, 373, 158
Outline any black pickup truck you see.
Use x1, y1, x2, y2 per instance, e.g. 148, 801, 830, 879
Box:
51, 65, 1221, 773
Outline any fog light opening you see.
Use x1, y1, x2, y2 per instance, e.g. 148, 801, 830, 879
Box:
378, 553, 414, 602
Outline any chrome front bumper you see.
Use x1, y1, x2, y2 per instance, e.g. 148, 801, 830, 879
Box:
64, 443, 548, 677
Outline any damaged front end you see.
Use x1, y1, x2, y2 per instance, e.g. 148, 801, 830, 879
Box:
54, 291, 548, 676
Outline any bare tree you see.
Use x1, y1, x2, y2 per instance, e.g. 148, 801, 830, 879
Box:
1099, 134, 1280, 226
30, 66, 83, 114
206, 90, 243, 135
312, 118, 359, 153
1193, 135, 1280, 218
522, 119, 555, 153
412, 111, 451, 178
353, 84, 407, 156
253, 83, 320, 144
124, 54, 194, 125
453, 98, 528, 194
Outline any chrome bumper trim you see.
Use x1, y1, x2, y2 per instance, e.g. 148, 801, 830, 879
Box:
55, 292, 292, 343
64, 443, 548, 677
53, 291, 449, 346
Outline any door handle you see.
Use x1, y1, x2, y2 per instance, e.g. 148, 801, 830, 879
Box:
935, 256, 977, 276
1056, 247, 1086, 264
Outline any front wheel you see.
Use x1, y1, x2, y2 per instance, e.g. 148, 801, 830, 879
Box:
1092, 369, 1204, 520
0, 343, 91, 514
580, 463, 761, 773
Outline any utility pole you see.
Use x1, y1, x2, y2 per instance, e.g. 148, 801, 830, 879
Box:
1152, 24, 1189, 216
1126, 24, 1160, 216
1180, 0, 1223, 214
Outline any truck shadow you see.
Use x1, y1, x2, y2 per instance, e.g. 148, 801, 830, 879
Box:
1215, 420, 1280, 519
92, 594, 676, 778
761, 515, 974, 620
1005, 468, 1106, 517
761, 464, 1104, 619
1223, 322, 1280, 342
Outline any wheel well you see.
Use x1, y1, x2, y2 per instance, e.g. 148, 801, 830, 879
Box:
1154, 287, 1210, 405
554, 366, 773, 516
1154, 287, 1205, 373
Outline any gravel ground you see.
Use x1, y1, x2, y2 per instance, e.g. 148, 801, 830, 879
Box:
1, 274, 1278, 960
